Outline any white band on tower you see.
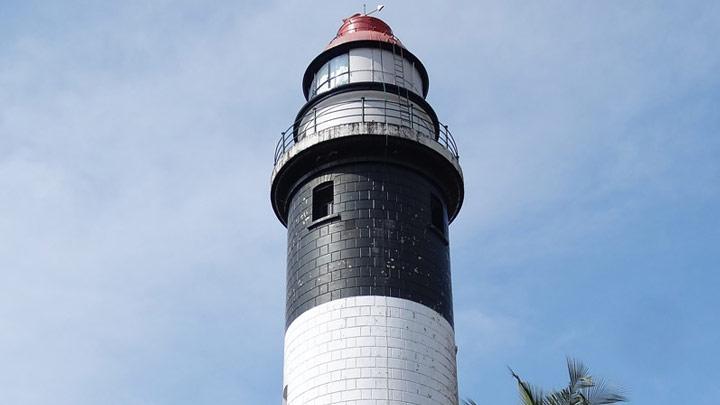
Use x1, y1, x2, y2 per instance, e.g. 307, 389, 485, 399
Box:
284, 296, 458, 405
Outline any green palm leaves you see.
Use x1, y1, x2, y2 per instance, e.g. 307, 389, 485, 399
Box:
463, 358, 627, 405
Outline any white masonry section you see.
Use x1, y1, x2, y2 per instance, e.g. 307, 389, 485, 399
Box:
283, 296, 458, 405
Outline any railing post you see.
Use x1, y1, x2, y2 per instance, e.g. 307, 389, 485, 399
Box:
443, 124, 449, 147
281, 131, 286, 154
313, 108, 317, 134
361, 97, 365, 123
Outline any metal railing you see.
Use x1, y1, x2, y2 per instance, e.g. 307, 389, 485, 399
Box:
274, 97, 459, 165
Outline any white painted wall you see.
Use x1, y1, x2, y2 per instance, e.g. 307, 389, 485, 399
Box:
283, 296, 458, 405
298, 90, 436, 140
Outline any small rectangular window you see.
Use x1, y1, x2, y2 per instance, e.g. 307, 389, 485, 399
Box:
430, 194, 446, 234
312, 182, 334, 221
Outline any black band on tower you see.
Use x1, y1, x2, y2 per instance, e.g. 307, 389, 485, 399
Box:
285, 162, 453, 328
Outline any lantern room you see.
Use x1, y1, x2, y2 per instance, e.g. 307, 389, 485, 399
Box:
302, 14, 430, 100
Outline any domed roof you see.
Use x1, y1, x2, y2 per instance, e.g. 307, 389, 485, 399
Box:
325, 14, 404, 50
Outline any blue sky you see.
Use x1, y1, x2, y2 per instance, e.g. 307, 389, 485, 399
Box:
1, 1, 718, 404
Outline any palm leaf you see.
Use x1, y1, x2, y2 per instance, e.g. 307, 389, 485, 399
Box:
544, 388, 571, 405
567, 357, 592, 392
509, 367, 545, 405
583, 377, 628, 404
462, 358, 629, 405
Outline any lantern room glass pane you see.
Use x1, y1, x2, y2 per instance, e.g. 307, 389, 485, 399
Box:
332, 73, 348, 87
309, 75, 317, 97
370, 48, 383, 82
349, 48, 372, 83
317, 61, 330, 91
330, 54, 349, 76
329, 54, 349, 88
308, 48, 424, 99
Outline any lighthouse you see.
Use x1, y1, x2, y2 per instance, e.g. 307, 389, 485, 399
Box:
271, 12, 464, 405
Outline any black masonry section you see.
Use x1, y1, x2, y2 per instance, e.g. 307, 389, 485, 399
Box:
285, 162, 453, 328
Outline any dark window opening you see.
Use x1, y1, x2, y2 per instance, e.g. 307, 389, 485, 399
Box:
312, 182, 334, 221
431, 194, 447, 234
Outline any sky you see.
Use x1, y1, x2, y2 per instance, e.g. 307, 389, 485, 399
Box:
1, 1, 718, 404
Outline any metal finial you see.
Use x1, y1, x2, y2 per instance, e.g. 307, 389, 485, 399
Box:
366, 4, 384, 16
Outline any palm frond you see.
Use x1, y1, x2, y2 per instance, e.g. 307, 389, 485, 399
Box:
502, 359, 627, 405
543, 388, 572, 405
544, 389, 571, 405
462, 400, 479, 405
583, 377, 628, 404
567, 357, 592, 392
510, 367, 545, 405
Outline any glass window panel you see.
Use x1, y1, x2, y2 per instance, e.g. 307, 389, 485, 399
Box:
330, 54, 349, 77
326, 54, 349, 88
349, 48, 372, 84
371, 48, 383, 81
349, 70, 371, 83
381, 50, 394, 73
332, 73, 348, 87
317, 62, 329, 90
310, 75, 317, 97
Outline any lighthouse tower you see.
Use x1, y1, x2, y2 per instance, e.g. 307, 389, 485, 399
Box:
271, 13, 464, 405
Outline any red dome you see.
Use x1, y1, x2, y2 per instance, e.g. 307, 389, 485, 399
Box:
325, 14, 404, 50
